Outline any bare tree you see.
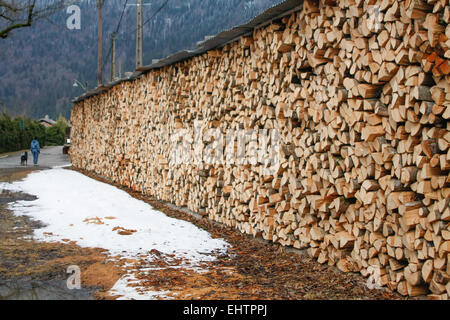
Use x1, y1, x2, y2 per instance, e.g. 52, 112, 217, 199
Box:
0, 0, 67, 39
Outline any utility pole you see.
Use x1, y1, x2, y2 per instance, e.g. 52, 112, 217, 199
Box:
97, 0, 103, 86
136, 0, 143, 69
110, 32, 117, 82
126, 1, 151, 69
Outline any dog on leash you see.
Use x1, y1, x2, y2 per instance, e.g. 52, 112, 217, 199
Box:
20, 151, 28, 166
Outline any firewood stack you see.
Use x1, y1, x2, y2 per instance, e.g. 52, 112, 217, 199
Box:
70, 0, 450, 299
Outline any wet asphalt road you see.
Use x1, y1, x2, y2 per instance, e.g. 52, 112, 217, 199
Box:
0, 146, 70, 169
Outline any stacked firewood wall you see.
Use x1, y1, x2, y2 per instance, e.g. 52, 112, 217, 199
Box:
70, 0, 450, 298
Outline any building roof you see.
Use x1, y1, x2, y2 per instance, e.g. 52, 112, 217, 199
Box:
39, 114, 56, 125
72, 0, 303, 104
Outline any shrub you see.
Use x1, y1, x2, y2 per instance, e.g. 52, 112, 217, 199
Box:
0, 111, 67, 153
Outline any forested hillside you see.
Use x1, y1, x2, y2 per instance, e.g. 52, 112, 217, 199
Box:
0, 0, 281, 119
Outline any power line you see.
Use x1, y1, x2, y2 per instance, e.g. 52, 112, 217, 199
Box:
102, 0, 129, 75
103, 0, 169, 75
130, 0, 169, 69
115, 0, 129, 35
129, 0, 169, 35
143, 0, 169, 28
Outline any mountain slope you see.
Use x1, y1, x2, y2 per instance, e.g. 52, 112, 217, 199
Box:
0, 0, 282, 119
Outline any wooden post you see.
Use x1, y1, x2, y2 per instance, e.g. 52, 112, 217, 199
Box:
136, 0, 143, 69
97, 0, 103, 86
110, 32, 117, 82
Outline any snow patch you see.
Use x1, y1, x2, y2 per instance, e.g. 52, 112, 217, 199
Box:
0, 168, 229, 299
109, 274, 173, 300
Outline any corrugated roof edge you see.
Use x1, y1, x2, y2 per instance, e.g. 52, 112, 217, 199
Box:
72, 0, 303, 104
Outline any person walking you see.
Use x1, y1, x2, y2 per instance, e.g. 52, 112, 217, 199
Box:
30, 137, 41, 166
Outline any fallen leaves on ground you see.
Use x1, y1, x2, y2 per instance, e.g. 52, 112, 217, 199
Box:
0, 195, 125, 299
72, 167, 405, 300
111, 226, 137, 236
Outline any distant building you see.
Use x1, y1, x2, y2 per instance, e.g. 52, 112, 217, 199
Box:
39, 115, 56, 128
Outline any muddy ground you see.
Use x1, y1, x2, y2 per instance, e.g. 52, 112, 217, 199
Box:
0, 157, 126, 300
0, 161, 405, 300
